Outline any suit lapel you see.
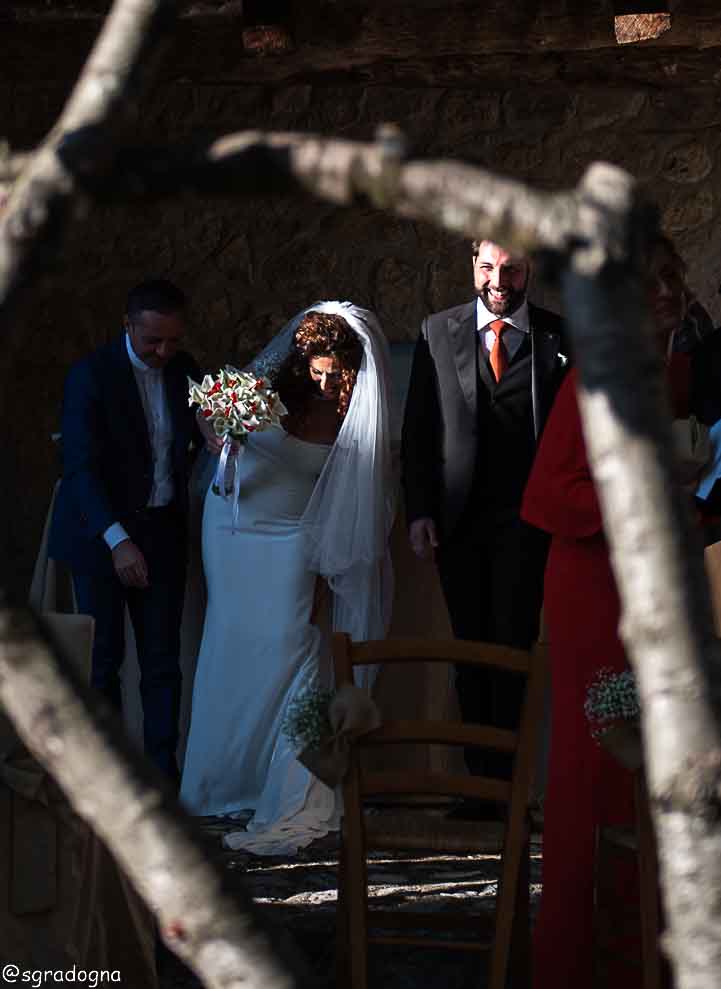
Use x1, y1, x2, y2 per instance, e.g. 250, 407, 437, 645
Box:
529, 305, 563, 438
531, 321, 561, 385
448, 301, 478, 414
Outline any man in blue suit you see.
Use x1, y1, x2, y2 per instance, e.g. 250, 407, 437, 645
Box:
49, 279, 201, 782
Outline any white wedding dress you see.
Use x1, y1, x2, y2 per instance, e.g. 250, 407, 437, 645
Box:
180, 426, 341, 853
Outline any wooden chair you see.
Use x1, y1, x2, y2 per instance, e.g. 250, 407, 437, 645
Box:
332, 633, 548, 989
593, 771, 669, 989
0, 611, 95, 917
42, 611, 95, 683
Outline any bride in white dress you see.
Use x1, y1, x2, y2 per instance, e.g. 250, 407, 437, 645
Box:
180, 302, 397, 854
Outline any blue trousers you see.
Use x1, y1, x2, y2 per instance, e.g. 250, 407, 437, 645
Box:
73, 505, 187, 783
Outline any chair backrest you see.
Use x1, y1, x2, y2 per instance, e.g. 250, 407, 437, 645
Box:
332, 633, 547, 810
0, 613, 94, 777
42, 612, 95, 685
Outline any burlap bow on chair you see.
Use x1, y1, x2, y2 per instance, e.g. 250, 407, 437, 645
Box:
297, 684, 381, 788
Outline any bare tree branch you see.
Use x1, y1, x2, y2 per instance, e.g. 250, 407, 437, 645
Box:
0, 602, 301, 989
139, 128, 576, 257
0, 152, 29, 184
104, 128, 581, 260
0, 125, 593, 310
0, 0, 177, 313
563, 163, 721, 988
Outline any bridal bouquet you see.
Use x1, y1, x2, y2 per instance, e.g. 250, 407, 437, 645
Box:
584, 668, 639, 740
188, 367, 287, 504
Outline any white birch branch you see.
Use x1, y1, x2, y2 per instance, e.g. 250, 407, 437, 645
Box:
0, 124, 584, 312
66, 127, 581, 255
564, 163, 721, 989
0, 0, 176, 311
0, 603, 301, 989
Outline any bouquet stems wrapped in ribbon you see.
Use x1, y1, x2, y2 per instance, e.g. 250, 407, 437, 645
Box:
188, 367, 287, 530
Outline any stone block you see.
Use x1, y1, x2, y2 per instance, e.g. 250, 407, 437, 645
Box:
373, 257, 426, 341
643, 89, 721, 130
181, 85, 268, 133
261, 241, 342, 303
662, 187, 714, 234
427, 256, 472, 315
562, 133, 662, 184
362, 87, 441, 148
272, 85, 313, 119
503, 89, 576, 132
491, 138, 560, 182
214, 233, 253, 281
662, 140, 713, 185
577, 89, 646, 131
437, 90, 501, 144
308, 86, 363, 132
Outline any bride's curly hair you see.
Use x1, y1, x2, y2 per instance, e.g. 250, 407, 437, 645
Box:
275, 311, 363, 422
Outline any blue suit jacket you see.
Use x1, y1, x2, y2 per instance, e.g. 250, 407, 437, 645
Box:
48, 334, 201, 575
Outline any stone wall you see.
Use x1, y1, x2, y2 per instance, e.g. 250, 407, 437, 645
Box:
4, 69, 721, 597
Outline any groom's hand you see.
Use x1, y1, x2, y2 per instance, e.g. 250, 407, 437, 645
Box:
112, 539, 149, 588
409, 518, 439, 560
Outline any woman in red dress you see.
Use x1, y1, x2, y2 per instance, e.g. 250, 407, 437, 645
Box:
522, 236, 695, 987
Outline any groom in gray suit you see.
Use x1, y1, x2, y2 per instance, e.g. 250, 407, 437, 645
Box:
401, 240, 568, 793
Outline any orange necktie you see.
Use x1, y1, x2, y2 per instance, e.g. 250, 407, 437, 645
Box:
488, 319, 507, 382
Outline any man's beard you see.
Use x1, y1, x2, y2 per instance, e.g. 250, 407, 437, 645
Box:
477, 284, 527, 317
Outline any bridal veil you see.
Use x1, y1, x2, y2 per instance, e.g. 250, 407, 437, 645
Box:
248, 300, 399, 657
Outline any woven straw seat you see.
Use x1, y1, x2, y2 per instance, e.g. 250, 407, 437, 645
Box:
363, 808, 505, 854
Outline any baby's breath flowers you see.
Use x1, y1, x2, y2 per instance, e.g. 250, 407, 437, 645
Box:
282, 687, 333, 753
584, 668, 639, 740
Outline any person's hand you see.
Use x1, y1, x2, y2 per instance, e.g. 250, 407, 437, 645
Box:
112, 540, 149, 589
196, 411, 224, 455
409, 518, 439, 560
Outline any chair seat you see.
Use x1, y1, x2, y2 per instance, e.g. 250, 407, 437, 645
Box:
363, 809, 505, 854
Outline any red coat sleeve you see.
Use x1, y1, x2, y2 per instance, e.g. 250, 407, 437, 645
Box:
521, 368, 604, 539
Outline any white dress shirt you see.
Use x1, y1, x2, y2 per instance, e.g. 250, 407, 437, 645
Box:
476, 297, 530, 365
103, 335, 175, 550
